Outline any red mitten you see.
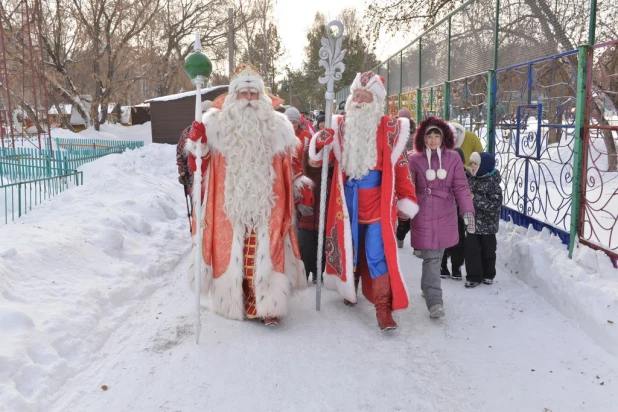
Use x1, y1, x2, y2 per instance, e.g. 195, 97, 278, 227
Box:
299, 185, 314, 206
189, 121, 206, 143
315, 128, 335, 150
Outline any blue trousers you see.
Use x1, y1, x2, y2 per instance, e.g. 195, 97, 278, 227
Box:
344, 171, 388, 280
357, 222, 389, 279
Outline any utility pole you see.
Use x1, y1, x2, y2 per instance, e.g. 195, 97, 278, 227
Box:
228, 8, 234, 77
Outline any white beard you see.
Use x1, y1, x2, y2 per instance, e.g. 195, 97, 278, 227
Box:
217, 94, 278, 231
341, 96, 383, 180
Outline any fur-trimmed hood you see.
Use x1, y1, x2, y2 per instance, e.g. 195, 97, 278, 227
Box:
449, 121, 467, 148
414, 116, 455, 153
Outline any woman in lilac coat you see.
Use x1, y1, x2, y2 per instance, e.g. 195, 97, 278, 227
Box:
408, 116, 475, 319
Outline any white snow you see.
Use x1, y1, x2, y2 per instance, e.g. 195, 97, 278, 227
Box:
144, 85, 228, 103
1, 142, 618, 411
50, 122, 153, 146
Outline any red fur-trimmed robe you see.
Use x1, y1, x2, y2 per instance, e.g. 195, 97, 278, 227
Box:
186, 110, 307, 320
309, 116, 419, 310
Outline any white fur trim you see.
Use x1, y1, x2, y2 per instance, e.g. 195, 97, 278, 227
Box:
350, 72, 386, 105
389, 141, 410, 307
391, 117, 410, 164
426, 169, 436, 181
470, 151, 481, 165
208, 225, 246, 320
284, 235, 308, 293
183, 135, 209, 157
293, 175, 314, 200
322, 164, 357, 303
450, 122, 466, 148
397, 198, 419, 220
308, 115, 342, 162
437, 169, 447, 180
229, 74, 265, 96
254, 226, 292, 318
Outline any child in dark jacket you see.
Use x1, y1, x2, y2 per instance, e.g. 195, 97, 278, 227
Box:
440, 147, 467, 280
464, 152, 503, 288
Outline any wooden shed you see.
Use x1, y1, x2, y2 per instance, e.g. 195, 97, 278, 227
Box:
130, 104, 151, 125
144, 85, 228, 144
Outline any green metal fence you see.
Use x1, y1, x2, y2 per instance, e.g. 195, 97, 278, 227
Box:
1, 171, 83, 223
336, 0, 618, 264
0, 138, 144, 223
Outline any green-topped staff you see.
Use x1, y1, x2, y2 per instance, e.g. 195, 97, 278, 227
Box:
184, 33, 212, 344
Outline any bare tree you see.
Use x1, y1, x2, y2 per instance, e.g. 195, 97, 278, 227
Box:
69, 0, 162, 130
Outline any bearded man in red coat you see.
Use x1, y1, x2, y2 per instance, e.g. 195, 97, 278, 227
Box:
185, 64, 307, 326
309, 71, 419, 331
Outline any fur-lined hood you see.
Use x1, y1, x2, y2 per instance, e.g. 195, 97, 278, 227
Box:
414, 116, 455, 153
449, 121, 467, 148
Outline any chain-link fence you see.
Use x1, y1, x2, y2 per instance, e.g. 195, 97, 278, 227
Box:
336, 0, 618, 265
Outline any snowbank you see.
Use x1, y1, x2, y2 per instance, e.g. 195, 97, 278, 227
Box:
498, 221, 618, 355
0, 144, 186, 411
50, 122, 153, 148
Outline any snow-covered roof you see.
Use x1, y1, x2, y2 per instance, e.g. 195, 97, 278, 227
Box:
144, 85, 228, 103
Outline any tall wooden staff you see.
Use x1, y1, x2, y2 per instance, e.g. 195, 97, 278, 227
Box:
184, 34, 212, 343
316, 21, 346, 311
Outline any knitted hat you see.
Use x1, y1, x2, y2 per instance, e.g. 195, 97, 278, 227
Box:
229, 63, 265, 96
397, 108, 412, 119
350, 71, 386, 106
284, 107, 301, 123
470, 152, 495, 176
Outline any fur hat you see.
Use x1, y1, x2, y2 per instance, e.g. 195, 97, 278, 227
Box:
349, 71, 386, 106
228, 63, 265, 96
397, 108, 412, 119
415, 117, 455, 182
284, 107, 301, 123
470, 152, 495, 177
201, 100, 212, 112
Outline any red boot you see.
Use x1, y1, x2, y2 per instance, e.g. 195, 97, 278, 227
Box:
343, 272, 361, 306
263, 317, 279, 326
372, 273, 397, 331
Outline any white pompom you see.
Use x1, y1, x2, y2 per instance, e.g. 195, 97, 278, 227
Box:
426, 169, 436, 181
437, 168, 447, 180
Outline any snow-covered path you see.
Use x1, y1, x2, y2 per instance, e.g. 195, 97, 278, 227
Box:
2, 144, 617, 412
49, 249, 617, 412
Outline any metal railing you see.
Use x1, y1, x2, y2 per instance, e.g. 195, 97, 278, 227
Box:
0, 137, 143, 223
335, 0, 618, 265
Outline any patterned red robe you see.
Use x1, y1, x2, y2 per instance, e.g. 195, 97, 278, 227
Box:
309, 116, 419, 310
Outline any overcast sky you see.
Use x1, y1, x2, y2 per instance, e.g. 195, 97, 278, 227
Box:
274, 0, 411, 71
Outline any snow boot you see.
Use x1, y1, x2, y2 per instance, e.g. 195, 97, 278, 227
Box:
263, 317, 279, 326
343, 272, 361, 306
465, 281, 481, 288
429, 303, 445, 319
372, 273, 397, 331
451, 266, 462, 281
397, 239, 404, 249
482, 278, 494, 285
